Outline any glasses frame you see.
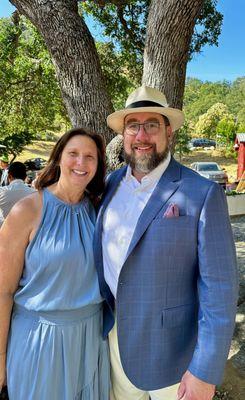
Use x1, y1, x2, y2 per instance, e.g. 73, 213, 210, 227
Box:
123, 121, 165, 136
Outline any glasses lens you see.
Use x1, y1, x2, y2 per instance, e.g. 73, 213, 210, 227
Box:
144, 122, 160, 134
125, 123, 139, 135
124, 121, 161, 135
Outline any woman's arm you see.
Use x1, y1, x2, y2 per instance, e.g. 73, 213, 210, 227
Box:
0, 193, 41, 390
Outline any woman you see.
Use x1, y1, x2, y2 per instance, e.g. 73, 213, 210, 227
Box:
0, 128, 109, 400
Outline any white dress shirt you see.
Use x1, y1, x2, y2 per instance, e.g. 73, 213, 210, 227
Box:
102, 152, 171, 298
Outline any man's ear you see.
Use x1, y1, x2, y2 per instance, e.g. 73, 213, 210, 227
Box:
8, 172, 13, 181
166, 125, 173, 140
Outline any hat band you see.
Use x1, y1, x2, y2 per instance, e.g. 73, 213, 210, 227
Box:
126, 100, 165, 109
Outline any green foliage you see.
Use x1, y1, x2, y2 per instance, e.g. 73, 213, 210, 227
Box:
80, 0, 223, 71
184, 77, 245, 124
222, 143, 237, 160
184, 78, 231, 122
0, 14, 66, 154
226, 190, 244, 196
80, 1, 145, 85
174, 122, 191, 161
80, 1, 148, 54
96, 41, 138, 109
195, 102, 233, 139
184, 77, 245, 140
216, 117, 236, 143
190, 0, 223, 57
237, 123, 245, 133
0, 131, 35, 160
225, 77, 245, 125
79, 1, 224, 109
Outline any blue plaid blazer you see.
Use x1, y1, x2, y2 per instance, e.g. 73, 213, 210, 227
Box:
94, 157, 238, 390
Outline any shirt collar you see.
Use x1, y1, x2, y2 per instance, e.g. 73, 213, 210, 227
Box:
125, 151, 171, 187
9, 179, 25, 186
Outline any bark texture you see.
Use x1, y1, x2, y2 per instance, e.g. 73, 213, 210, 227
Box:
143, 0, 204, 110
10, 0, 114, 143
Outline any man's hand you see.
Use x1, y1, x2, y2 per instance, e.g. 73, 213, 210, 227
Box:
177, 370, 215, 400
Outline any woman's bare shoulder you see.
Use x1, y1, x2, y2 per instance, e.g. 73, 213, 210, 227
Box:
11, 191, 42, 218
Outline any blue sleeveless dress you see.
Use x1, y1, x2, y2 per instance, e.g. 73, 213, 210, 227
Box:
7, 188, 110, 400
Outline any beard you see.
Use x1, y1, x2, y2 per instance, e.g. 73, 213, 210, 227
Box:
124, 144, 170, 174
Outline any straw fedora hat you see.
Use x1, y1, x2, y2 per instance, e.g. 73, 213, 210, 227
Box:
107, 86, 184, 134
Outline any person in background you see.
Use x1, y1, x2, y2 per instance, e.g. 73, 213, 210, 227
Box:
94, 86, 238, 400
0, 127, 110, 400
0, 155, 9, 187
31, 170, 43, 189
0, 162, 35, 227
24, 174, 34, 187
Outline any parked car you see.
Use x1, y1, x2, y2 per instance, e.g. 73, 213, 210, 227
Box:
24, 157, 47, 171
188, 138, 216, 149
190, 162, 228, 187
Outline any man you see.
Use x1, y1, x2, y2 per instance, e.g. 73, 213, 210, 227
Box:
0, 161, 35, 226
0, 154, 9, 186
94, 86, 238, 400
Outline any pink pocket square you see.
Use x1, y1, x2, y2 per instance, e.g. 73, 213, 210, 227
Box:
163, 203, 180, 218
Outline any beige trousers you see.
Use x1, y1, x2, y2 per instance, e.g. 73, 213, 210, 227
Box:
109, 321, 179, 400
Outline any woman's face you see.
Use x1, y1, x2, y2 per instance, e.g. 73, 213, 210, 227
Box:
59, 135, 98, 189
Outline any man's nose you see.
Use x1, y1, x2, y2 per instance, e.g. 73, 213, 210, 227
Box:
135, 124, 149, 141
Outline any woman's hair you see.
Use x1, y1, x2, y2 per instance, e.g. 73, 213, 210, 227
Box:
35, 127, 106, 205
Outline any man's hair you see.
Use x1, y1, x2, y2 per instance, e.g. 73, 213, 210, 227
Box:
163, 115, 170, 126
8, 162, 27, 180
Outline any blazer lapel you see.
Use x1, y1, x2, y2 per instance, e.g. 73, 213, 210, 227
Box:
126, 158, 182, 258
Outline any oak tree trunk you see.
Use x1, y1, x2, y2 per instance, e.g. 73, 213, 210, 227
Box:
10, 0, 114, 143
143, 0, 204, 110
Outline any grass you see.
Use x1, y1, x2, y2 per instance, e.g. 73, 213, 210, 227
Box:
16, 139, 59, 163
16, 133, 62, 162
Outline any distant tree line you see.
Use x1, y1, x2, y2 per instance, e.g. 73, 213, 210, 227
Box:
184, 77, 245, 142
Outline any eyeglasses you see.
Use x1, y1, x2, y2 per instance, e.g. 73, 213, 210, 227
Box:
124, 121, 165, 136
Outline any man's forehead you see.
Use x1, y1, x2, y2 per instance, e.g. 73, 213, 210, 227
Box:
125, 112, 163, 123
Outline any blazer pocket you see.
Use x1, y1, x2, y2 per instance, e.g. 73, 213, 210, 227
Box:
152, 215, 192, 226
162, 303, 197, 328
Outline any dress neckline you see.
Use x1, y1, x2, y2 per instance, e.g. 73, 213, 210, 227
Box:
44, 188, 87, 209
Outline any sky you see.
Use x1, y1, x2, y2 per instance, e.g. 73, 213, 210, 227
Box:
0, 0, 244, 83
